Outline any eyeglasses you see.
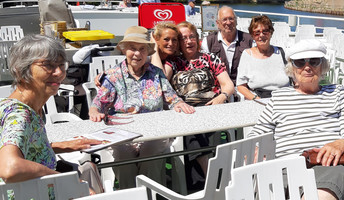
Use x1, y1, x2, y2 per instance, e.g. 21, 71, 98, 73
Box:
180, 35, 197, 42
34, 60, 69, 73
220, 17, 236, 23
253, 29, 270, 37
291, 58, 323, 68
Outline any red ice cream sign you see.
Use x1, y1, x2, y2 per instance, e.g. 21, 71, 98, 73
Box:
139, 3, 186, 29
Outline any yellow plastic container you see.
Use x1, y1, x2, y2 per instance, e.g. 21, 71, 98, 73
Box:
63, 30, 114, 41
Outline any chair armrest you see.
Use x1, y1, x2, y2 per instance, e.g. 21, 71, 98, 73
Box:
82, 82, 97, 109
49, 113, 82, 124
136, 175, 192, 200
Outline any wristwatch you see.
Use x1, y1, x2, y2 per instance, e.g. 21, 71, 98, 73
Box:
221, 92, 229, 99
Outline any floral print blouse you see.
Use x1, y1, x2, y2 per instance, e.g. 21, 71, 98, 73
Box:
92, 60, 182, 115
0, 98, 56, 183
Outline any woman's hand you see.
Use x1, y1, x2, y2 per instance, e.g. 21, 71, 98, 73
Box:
94, 72, 105, 88
174, 101, 195, 114
315, 139, 344, 166
89, 107, 105, 122
237, 84, 260, 100
52, 138, 102, 153
205, 94, 227, 105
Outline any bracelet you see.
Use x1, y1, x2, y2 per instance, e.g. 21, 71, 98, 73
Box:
221, 92, 229, 99
252, 94, 258, 100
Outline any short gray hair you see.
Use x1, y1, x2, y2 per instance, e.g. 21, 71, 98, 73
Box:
9, 34, 66, 86
285, 57, 330, 82
217, 6, 237, 21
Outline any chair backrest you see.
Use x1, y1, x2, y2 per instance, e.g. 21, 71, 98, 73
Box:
203, 133, 276, 200
270, 22, 291, 48
295, 24, 316, 43
43, 84, 82, 124
236, 17, 251, 33
88, 55, 125, 82
0, 85, 14, 98
0, 41, 16, 82
58, 84, 75, 113
75, 186, 148, 200
44, 84, 75, 115
138, 3, 186, 29
0, 26, 24, 41
0, 171, 89, 200
225, 156, 318, 200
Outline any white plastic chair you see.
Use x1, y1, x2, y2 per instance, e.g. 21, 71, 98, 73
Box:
75, 186, 148, 200
0, 41, 16, 82
44, 84, 82, 124
0, 171, 89, 200
98, 148, 116, 193
295, 25, 316, 43
236, 17, 251, 33
136, 133, 276, 200
0, 26, 24, 41
83, 55, 125, 109
271, 22, 292, 49
0, 85, 14, 98
82, 81, 99, 109
225, 156, 319, 200
87, 55, 125, 82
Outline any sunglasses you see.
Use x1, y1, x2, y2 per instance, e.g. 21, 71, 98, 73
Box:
291, 58, 323, 68
253, 29, 270, 37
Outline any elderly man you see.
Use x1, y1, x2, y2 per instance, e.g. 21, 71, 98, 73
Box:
201, 6, 253, 86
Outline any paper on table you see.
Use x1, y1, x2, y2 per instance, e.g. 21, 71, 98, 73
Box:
77, 127, 142, 153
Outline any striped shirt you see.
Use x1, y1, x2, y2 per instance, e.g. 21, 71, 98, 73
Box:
248, 84, 344, 158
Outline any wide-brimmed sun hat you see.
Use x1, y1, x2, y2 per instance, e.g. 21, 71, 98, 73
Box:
117, 26, 155, 56
286, 39, 326, 60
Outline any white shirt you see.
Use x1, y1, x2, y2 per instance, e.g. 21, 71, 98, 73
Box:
201, 31, 239, 72
236, 46, 290, 91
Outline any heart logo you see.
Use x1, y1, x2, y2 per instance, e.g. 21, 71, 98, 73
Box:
153, 9, 173, 20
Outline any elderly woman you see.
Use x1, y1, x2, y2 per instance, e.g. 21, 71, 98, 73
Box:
0, 35, 102, 196
88, 26, 195, 189
163, 21, 234, 190
236, 15, 290, 100
248, 39, 344, 200
94, 22, 179, 88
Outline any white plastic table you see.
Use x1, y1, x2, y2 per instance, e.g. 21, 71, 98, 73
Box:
46, 100, 265, 143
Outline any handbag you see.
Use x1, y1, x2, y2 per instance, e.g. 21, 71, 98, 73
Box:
253, 88, 272, 98
301, 149, 344, 168
171, 68, 216, 106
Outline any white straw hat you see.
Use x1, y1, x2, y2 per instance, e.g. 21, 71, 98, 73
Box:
117, 26, 155, 56
286, 39, 326, 60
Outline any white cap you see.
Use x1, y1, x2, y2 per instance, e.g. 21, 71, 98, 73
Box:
286, 39, 326, 60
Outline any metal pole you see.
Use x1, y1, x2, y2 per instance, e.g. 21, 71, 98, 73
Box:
97, 146, 217, 169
